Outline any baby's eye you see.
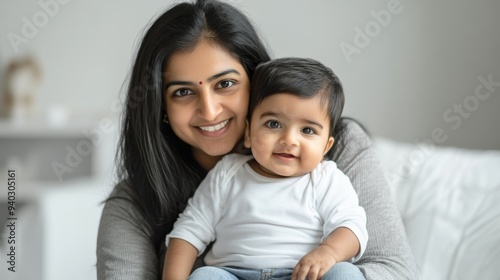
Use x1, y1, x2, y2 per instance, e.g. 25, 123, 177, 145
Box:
302, 127, 316, 135
265, 120, 282, 129
172, 88, 194, 97
216, 80, 236, 89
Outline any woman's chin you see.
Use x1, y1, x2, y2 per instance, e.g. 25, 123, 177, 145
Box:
205, 145, 234, 157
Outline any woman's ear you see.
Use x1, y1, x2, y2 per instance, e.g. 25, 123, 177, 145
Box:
323, 136, 334, 156
244, 120, 251, 148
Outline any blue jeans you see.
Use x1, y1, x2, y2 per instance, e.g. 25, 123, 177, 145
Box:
188, 262, 365, 280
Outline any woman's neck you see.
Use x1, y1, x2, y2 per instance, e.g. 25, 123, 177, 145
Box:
192, 149, 223, 171
191, 141, 244, 171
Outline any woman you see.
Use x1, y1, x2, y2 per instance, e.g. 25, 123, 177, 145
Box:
96, 0, 419, 279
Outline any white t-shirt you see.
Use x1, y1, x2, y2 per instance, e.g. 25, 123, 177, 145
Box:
166, 154, 367, 269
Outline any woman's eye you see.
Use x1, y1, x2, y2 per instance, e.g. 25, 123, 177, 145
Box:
172, 88, 194, 97
302, 127, 316, 135
216, 80, 235, 89
266, 121, 281, 129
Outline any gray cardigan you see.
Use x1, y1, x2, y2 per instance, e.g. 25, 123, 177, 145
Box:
96, 121, 420, 279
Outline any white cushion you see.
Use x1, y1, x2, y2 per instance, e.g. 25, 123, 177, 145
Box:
373, 137, 500, 280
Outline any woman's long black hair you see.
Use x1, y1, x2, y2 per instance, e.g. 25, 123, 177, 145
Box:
115, 0, 270, 251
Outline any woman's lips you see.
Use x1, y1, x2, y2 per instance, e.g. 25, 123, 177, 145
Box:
198, 119, 230, 132
196, 119, 231, 136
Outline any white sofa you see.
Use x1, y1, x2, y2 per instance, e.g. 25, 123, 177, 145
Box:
373, 137, 500, 280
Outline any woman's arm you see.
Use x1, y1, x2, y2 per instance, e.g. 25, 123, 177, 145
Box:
332, 120, 420, 280
96, 183, 159, 280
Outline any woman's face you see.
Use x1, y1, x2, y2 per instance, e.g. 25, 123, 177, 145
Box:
164, 39, 250, 168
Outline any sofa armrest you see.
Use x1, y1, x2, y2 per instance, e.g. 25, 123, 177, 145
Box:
373, 137, 500, 280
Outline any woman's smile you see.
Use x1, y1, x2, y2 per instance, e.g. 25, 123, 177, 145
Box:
197, 119, 230, 132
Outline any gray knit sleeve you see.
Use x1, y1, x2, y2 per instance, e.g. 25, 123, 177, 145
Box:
96, 182, 159, 280
332, 120, 420, 280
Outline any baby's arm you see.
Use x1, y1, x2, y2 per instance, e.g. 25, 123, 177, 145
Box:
292, 159, 368, 280
163, 238, 198, 280
291, 227, 360, 280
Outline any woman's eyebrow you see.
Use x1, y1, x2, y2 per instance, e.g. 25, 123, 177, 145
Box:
164, 69, 240, 90
207, 69, 240, 82
164, 81, 194, 90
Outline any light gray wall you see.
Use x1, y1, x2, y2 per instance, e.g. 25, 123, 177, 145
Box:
1, 0, 499, 150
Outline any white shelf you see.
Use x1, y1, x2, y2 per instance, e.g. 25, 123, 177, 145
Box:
0, 179, 54, 202
0, 116, 116, 139
0, 177, 114, 203
0, 114, 119, 201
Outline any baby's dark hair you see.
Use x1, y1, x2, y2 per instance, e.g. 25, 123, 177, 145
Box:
249, 57, 345, 137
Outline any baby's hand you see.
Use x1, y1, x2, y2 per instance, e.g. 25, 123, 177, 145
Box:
291, 244, 337, 280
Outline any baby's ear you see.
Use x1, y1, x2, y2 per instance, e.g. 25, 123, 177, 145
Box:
244, 120, 251, 148
323, 136, 334, 156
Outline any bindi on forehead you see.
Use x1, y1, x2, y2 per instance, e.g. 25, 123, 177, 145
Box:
199, 81, 202, 85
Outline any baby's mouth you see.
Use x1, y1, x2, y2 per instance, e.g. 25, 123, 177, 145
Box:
274, 153, 297, 158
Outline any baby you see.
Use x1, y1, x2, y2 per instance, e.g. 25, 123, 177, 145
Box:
163, 57, 368, 280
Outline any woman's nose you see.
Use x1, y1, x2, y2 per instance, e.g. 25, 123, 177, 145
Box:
197, 90, 223, 121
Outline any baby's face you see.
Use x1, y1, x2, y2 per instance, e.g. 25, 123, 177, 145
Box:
244, 93, 334, 178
